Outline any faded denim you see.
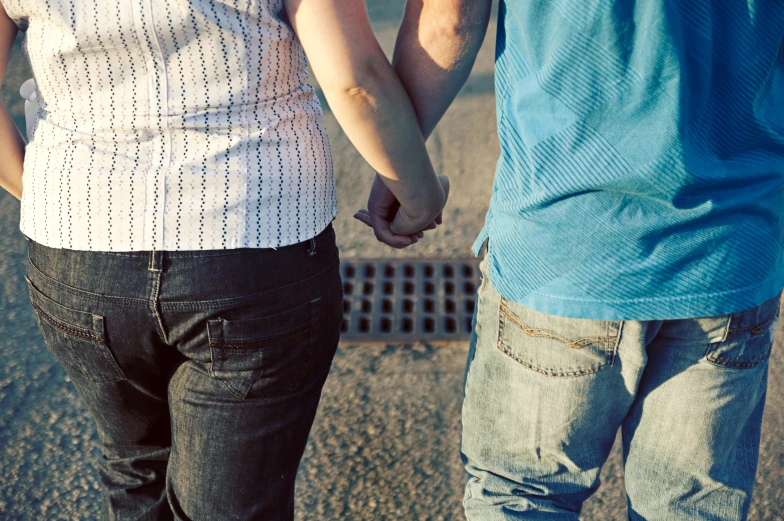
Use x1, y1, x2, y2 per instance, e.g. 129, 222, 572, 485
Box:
23, 225, 343, 521
462, 258, 779, 521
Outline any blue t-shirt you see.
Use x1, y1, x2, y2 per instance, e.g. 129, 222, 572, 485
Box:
474, 0, 784, 320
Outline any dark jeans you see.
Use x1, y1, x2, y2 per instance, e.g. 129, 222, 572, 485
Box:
23, 225, 343, 521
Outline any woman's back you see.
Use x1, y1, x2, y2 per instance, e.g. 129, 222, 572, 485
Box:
4, 0, 335, 251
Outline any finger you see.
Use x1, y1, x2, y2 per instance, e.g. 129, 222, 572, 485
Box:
409, 235, 420, 244
389, 205, 431, 236
423, 221, 437, 231
416, 231, 425, 239
353, 210, 373, 227
435, 213, 443, 226
370, 212, 413, 249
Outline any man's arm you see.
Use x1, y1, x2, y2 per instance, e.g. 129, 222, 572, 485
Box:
353, 0, 490, 246
393, 0, 493, 139
0, 3, 24, 200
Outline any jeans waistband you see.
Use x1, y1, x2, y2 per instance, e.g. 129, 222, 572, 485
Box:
24, 224, 339, 305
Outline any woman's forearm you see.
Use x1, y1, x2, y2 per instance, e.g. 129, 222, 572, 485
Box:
0, 5, 23, 201
285, 0, 445, 232
0, 100, 25, 200
321, 64, 444, 223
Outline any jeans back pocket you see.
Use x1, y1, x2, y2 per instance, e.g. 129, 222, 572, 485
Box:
497, 298, 622, 377
207, 297, 321, 399
706, 295, 781, 369
26, 277, 126, 384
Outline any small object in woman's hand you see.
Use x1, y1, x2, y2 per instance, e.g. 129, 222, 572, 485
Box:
20, 78, 39, 140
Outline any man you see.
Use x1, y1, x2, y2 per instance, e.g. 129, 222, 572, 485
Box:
356, 1, 784, 519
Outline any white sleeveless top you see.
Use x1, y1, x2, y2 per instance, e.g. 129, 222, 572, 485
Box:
4, 0, 336, 251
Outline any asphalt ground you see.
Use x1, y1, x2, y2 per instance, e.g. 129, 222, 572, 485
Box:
1, 2, 782, 520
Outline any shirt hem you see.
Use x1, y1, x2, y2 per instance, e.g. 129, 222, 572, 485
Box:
19, 211, 338, 252
489, 266, 784, 321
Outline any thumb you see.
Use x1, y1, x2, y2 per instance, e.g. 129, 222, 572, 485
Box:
438, 175, 450, 205
353, 210, 373, 228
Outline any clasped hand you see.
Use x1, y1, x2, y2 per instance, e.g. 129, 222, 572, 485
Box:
354, 174, 450, 249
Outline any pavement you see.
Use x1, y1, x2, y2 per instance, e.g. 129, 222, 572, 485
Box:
1, 2, 782, 520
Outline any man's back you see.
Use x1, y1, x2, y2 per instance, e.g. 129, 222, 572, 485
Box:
476, 0, 784, 320
385, 2, 784, 520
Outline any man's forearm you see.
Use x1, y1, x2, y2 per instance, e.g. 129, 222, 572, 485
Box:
393, 0, 492, 139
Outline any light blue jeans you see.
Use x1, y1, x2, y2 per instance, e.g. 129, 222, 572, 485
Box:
461, 259, 779, 521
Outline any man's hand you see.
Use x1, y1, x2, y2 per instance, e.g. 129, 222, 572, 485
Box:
354, 174, 449, 249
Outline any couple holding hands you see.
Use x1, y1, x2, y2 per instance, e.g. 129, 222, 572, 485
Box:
1, 1, 783, 520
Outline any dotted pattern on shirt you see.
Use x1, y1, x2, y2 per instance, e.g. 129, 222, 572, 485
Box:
8, 0, 336, 252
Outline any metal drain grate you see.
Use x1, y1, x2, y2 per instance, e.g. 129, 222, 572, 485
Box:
340, 259, 481, 342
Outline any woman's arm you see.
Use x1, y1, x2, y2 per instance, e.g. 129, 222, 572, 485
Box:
283, 0, 445, 237
0, 3, 24, 200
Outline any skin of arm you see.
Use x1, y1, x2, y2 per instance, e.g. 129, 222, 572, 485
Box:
393, 0, 493, 139
0, 3, 24, 200
283, 0, 445, 236
353, 0, 492, 247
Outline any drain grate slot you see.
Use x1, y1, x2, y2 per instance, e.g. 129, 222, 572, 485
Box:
340, 259, 481, 342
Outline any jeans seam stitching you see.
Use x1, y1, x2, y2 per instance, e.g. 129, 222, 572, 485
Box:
496, 337, 610, 377
209, 323, 314, 350
148, 271, 167, 344
705, 352, 771, 368
609, 320, 623, 365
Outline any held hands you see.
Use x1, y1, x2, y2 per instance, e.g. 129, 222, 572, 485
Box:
354, 174, 450, 249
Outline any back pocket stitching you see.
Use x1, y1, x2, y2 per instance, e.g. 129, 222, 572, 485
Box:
499, 300, 610, 349
705, 352, 771, 369
497, 341, 611, 377
208, 300, 321, 399
31, 302, 103, 343
211, 324, 314, 350
496, 299, 620, 377
706, 307, 779, 369
30, 304, 125, 383
288, 322, 320, 395
209, 320, 318, 398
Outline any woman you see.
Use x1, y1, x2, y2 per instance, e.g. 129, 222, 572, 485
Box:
0, 1, 446, 519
